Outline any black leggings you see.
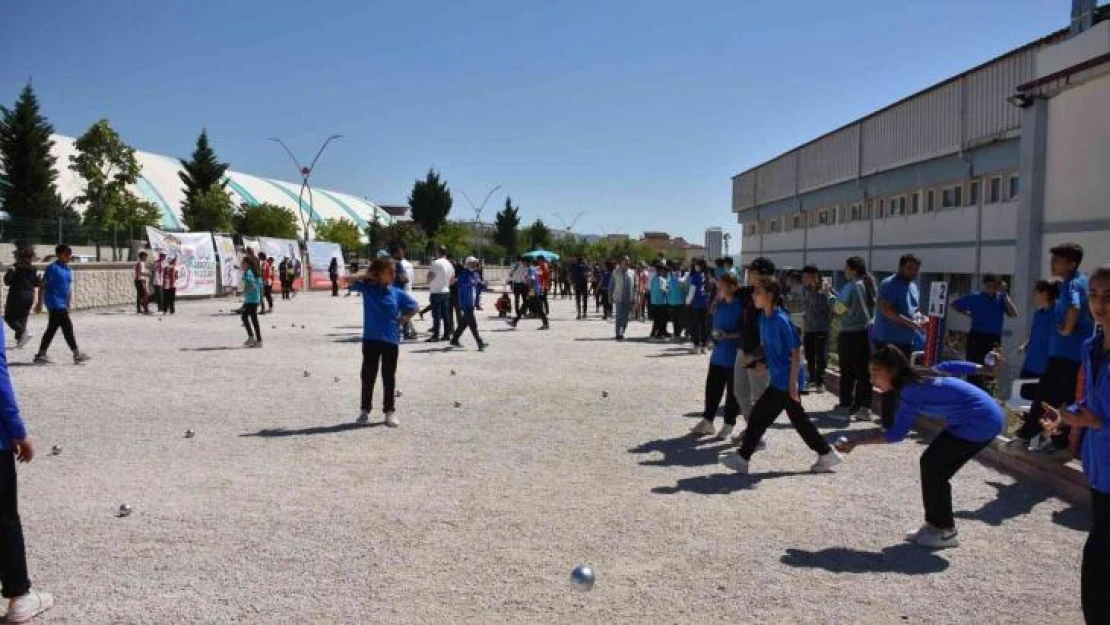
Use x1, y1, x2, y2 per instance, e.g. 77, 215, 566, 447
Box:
241, 303, 261, 340
574, 282, 589, 316
3, 299, 31, 341
162, 289, 176, 314
704, 364, 739, 425
650, 304, 669, 337
688, 307, 708, 347
920, 430, 990, 530
0, 451, 30, 599
451, 308, 482, 345
737, 386, 831, 460
1084, 489, 1110, 624
514, 296, 548, 324
837, 330, 872, 410
804, 331, 828, 385
361, 340, 399, 413
38, 309, 77, 354
263, 285, 274, 310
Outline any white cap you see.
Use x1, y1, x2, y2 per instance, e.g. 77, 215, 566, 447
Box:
465, 256, 478, 265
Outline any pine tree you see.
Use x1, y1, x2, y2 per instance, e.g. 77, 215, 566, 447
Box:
179, 128, 229, 227
493, 196, 521, 256
0, 83, 62, 233
407, 169, 452, 238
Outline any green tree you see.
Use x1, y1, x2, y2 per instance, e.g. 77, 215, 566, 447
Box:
0, 83, 63, 240
407, 168, 452, 238
524, 218, 551, 250
70, 119, 141, 260
378, 222, 428, 262
179, 128, 229, 226
493, 196, 520, 256
432, 221, 472, 260
181, 186, 235, 232
315, 218, 363, 255
234, 202, 299, 239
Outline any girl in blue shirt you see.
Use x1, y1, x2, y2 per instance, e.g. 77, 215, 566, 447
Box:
720, 277, 841, 475
1042, 265, 1110, 622
349, 258, 419, 428
649, 266, 670, 339
685, 259, 711, 354
240, 258, 263, 347
690, 273, 743, 440
1019, 280, 1057, 379
837, 346, 1005, 549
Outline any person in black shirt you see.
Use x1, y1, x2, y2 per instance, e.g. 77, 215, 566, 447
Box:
730, 256, 776, 441
3, 247, 40, 349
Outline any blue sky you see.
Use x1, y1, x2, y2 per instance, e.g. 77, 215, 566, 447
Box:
1, 0, 1067, 243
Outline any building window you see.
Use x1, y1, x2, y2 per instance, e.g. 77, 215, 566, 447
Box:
818, 209, 829, 225
791, 214, 803, 230
1009, 175, 1020, 200
925, 189, 935, 212
895, 196, 906, 216
769, 218, 780, 233
988, 177, 1002, 203
910, 192, 920, 214
969, 180, 980, 206
850, 203, 861, 221
941, 185, 963, 209
877, 198, 886, 219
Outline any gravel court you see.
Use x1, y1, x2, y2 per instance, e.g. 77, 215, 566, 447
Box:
7, 292, 1088, 624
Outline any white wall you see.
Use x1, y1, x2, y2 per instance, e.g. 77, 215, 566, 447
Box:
760, 229, 805, 252
1043, 73, 1110, 225
806, 220, 870, 249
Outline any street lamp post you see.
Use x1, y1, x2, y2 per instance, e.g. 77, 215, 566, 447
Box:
267, 135, 342, 248
459, 184, 502, 262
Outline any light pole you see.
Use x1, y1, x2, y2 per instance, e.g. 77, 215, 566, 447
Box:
723, 232, 731, 257
268, 135, 342, 247
459, 184, 502, 261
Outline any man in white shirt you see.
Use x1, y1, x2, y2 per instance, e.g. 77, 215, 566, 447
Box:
609, 256, 637, 340
426, 245, 455, 341
508, 256, 529, 316
392, 244, 417, 340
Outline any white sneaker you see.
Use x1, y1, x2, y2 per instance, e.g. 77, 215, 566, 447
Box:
719, 451, 750, 474
730, 429, 767, 450
243, 337, 257, 347
384, 412, 399, 428
904, 523, 934, 543
912, 525, 959, 549
690, 418, 716, 436
810, 450, 843, 473
4, 590, 54, 623
853, 407, 873, 422
815, 383, 825, 394
72, 351, 91, 364
15, 332, 32, 350
355, 411, 369, 425
715, 423, 734, 441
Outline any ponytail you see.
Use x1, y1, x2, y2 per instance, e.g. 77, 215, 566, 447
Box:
870, 345, 940, 390
846, 255, 877, 309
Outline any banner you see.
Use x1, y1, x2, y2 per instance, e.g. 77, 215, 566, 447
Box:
213, 234, 240, 290
306, 241, 348, 289
145, 227, 218, 296
258, 237, 304, 291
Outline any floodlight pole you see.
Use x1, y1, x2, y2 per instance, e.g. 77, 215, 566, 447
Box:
459, 184, 502, 262
268, 135, 342, 248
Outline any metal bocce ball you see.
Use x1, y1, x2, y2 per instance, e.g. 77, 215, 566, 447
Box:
184, 430, 195, 439
51, 445, 62, 456
118, 504, 133, 517
395, 390, 403, 398
601, 390, 609, 398
451, 369, 457, 376
303, 371, 310, 378
454, 401, 462, 408
570, 565, 595, 590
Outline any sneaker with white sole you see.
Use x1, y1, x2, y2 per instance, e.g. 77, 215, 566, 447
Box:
690, 418, 716, 436
384, 412, 399, 427
730, 429, 767, 450
715, 423, 734, 441
32, 353, 51, 365
72, 352, 91, 364
243, 338, 257, 347
904, 523, 935, 543
912, 525, 959, 549
719, 451, 750, 474
810, 450, 843, 473
15, 332, 32, 350
852, 407, 873, 422
4, 590, 54, 623
355, 411, 369, 425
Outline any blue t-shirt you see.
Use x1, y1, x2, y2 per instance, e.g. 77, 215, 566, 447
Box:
456, 268, 481, 310
649, 275, 668, 305
688, 272, 710, 309
42, 261, 72, 311
0, 324, 27, 449
527, 267, 543, 296
954, 291, 1007, 335
242, 268, 262, 305
886, 376, 1004, 444
709, 298, 743, 368
1049, 272, 1094, 362
1022, 308, 1053, 376
599, 270, 611, 290
759, 307, 801, 391
569, 261, 588, 284
1075, 333, 1110, 493
350, 282, 418, 345
874, 274, 920, 346
666, 275, 685, 306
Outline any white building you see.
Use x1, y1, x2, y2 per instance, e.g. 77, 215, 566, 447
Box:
704, 227, 724, 260
732, 3, 1110, 366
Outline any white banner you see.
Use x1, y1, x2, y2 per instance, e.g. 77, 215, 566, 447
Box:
258, 237, 304, 290
145, 227, 218, 296
306, 241, 348, 289
213, 234, 240, 290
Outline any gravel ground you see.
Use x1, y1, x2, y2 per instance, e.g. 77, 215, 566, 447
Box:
8, 293, 1088, 624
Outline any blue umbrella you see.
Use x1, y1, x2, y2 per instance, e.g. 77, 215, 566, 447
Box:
523, 249, 560, 261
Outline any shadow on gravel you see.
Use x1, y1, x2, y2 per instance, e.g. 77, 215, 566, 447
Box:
955, 480, 1090, 530
179, 346, 243, 352
651, 470, 810, 495
240, 422, 378, 438
645, 351, 696, 358
332, 336, 362, 343
574, 336, 654, 343
630, 435, 731, 468
779, 544, 948, 575
409, 346, 455, 354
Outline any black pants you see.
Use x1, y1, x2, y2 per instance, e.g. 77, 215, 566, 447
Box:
514, 296, 548, 325
738, 386, 831, 460
878, 342, 913, 429
330, 276, 339, 296
3, 299, 31, 341
1019, 356, 1081, 441
669, 305, 685, 338
704, 364, 739, 425
281, 281, 291, 300
650, 304, 669, 338
241, 303, 261, 340
263, 285, 274, 311
451, 308, 483, 345
361, 340, 399, 413
153, 285, 163, 312
804, 331, 828, 385
0, 452, 30, 599
540, 293, 550, 316
38, 309, 77, 354
162, 288, 176, 314
920, 430, 990, 530
512, 283, 527, 315
134, 279, 149, 313
574, 282, 589, 317
838, 330, 872, 411
600, 291, 611, 319
965, 330, 1001, 390
1084, 489, 1110, 624
688, 307, 708, 347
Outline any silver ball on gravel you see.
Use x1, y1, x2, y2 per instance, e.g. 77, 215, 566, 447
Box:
184, 430, 195, 439
454, 401, 461, 408
450, 369, 456, 376
303, 371, 310, 378
601, 390, 609, 398
570, 565, 595, 590
51, 445, 61, 456
395, 390, 403, 398
118, 504, 132, 517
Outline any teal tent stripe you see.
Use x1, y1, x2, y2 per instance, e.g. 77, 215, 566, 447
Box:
258, 179, 324, 225
224, 177, 260, 206
351, 196, 392, 225
315, 189, 368, 229
136, 176, 183, 230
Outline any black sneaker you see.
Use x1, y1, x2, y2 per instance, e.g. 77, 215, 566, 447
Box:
425, 336, 441, 343
478, 342, 487, 352
449, 340, 461, 347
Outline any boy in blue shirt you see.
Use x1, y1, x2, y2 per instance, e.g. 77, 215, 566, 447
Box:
952, 274, 1018, 368
349, 258, 419, 427
649, 264, 670, 339
1018, 280, 1057, 379
690, 273, 743, 440
450, 257, 488, 351
874, 254, 924, 429
1041, 264, 1110, 621
666, 263, 686, 341
32, 246, 90, 365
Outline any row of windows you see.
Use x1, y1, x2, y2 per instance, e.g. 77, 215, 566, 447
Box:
744, 173, 1020, 236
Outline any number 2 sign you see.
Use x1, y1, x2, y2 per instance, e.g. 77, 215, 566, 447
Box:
928, 282, 948, 318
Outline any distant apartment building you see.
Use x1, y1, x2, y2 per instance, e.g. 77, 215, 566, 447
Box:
640, 232, 707, 261
704, 227, 724, 260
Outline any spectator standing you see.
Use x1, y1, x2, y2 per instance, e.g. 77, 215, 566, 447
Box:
32, 245, 90, 365
829, 256, 877, 422
392, 244, 417, 340
3, 248, 39, 349
426, 246, 455, 342
328, 257, 340, 297
133, 251, 151, 315
800, 265, 832, 393
161, 257, 178, 315
1018, 280, 1057, 379
610, 257, 636, 341
874, 254, 925, 429
952, 274, 1018, 370
508, 257, 528, 316
570, 256, 589, 319
152, 251, 166, 312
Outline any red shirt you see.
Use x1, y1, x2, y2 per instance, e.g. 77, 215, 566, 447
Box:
163, 265, 177, 289
262, 263, 274, 286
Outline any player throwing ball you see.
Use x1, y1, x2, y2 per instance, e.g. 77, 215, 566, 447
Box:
835, 346, 1004, 549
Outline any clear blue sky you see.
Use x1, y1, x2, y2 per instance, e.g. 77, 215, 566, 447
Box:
1, 0, 1069, 243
